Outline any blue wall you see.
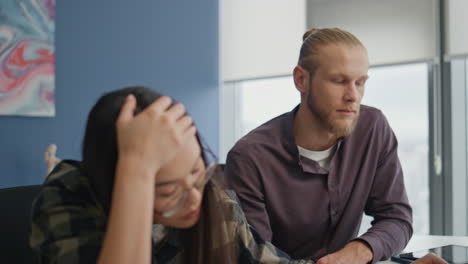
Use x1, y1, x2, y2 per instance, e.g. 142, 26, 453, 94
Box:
0, 0, 219, 188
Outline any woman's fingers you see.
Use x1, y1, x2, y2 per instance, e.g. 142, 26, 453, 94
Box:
146, 96, 173, 115
178, 115, 193, 131
117, 95, 137, 124
166, 103, 186, 120
183, 125, 197, 138
116, 94, 197, 170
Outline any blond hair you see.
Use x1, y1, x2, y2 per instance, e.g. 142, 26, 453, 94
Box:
298, 28, 365, 75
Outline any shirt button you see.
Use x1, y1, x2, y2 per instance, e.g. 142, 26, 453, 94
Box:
331, 208, 338, 216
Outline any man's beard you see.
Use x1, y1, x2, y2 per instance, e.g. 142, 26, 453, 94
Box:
306, 92, 359, 138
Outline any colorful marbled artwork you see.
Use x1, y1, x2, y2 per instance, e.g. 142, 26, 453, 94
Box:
0, 0, 55, 116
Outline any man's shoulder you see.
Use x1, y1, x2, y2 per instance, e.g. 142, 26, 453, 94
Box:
360, 104, 385, 120
350, 105, 395, 145
230, 112, 290, 155
357, 105, 390, 129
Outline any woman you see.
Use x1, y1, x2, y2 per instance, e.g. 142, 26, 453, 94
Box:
30, 86, 447, 264
30, 86, 313, 264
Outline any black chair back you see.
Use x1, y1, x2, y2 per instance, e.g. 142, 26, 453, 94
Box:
0, 185, 41, 264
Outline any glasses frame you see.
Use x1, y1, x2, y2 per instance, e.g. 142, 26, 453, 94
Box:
159, 161, 218, 218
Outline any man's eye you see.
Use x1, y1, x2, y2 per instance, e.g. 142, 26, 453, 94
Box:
356, 79, 367, 86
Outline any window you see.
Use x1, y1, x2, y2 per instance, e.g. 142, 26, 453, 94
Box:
447, 57, 468, 234
359, 63, 430, 235
238, 76, 298, 136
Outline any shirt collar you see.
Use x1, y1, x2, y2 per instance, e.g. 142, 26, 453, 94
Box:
282, 105, 345, 174
152, 224, 168, 245
152, 224, 183, 252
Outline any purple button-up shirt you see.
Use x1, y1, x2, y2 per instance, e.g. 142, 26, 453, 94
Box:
225, 105, 413, 263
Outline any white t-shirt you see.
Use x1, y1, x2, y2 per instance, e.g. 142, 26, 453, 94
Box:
297, 144, 336, 170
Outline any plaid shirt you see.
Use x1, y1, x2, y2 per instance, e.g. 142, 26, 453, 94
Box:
30, 160, 314, 264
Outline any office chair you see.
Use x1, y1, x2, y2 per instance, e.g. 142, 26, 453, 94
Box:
0, 184, 41, 264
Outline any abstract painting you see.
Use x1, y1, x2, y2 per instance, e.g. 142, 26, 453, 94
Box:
0, 0, 55, 117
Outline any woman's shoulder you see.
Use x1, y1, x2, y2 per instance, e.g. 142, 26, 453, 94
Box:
34, 160, 103, 214
219, 189, 248, 225
220, 189, 241, 205
44, 160, 84, 186
30, 160, 107, 263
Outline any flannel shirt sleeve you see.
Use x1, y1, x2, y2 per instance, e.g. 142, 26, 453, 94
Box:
30, 162, 106, 264
226, 192, 314, 264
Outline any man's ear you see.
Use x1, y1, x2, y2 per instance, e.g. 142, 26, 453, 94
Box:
293, 66, 309, 93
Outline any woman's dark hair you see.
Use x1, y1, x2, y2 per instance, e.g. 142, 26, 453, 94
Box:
82, 86, 236, 264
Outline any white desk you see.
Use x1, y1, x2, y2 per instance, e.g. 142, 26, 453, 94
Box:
381, 235, 468, 263
403, 235, 468, 253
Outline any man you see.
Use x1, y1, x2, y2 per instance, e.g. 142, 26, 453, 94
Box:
225, 28, 413, 264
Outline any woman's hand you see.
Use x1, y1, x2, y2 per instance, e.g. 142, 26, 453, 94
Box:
116, 94, 196, 176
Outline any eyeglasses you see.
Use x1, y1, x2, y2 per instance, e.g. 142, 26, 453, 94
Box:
155, 161, 218, 218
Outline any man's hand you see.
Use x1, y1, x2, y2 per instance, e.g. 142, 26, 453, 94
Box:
413, 254, 448, 264
317, 241, 373, 264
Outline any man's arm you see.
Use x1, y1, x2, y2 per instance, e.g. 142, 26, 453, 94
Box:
317, 241, 373, 264
318, 115, 413, 264
224, 149, 273, 242
358, 115, 413, 263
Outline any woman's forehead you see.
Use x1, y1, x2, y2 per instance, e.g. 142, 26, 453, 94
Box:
156, 136, 203, 183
